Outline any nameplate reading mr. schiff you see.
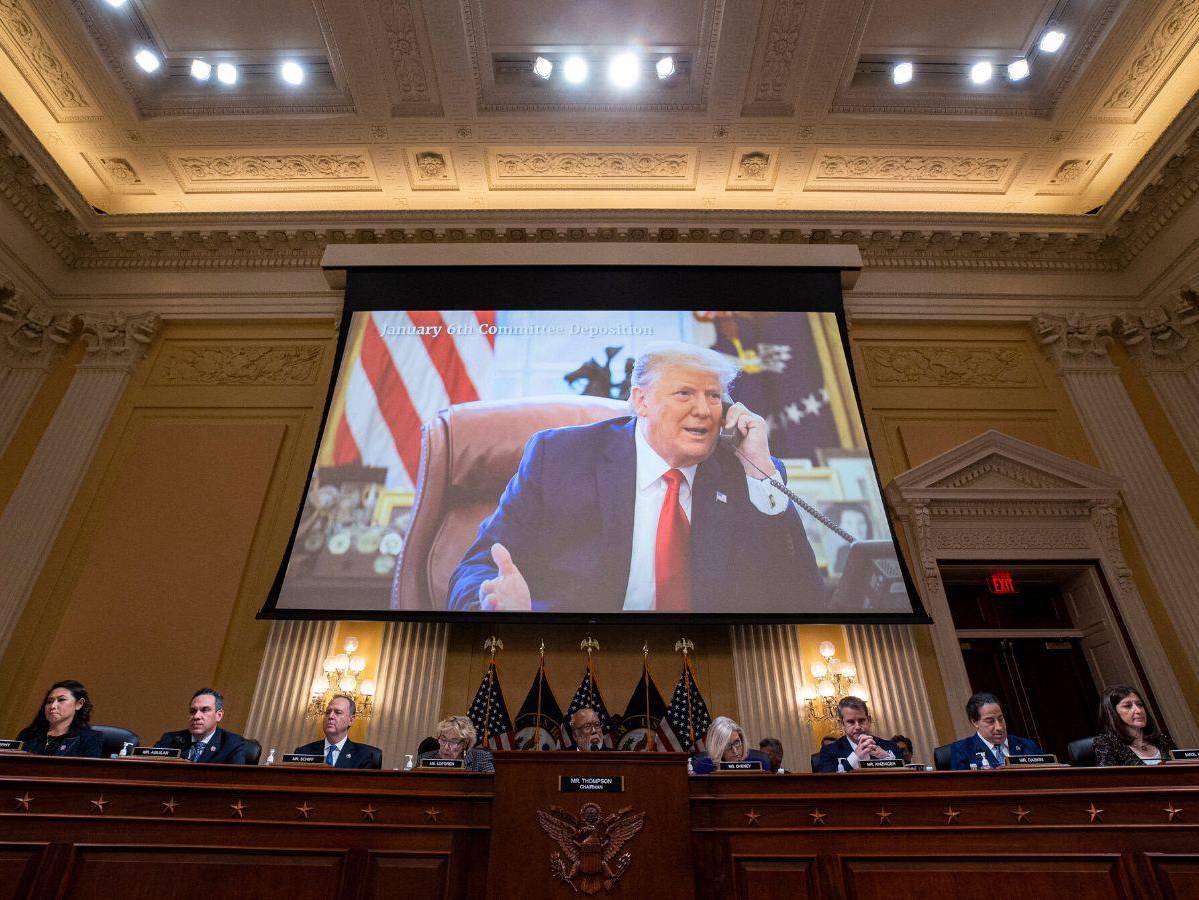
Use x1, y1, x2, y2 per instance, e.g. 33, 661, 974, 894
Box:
0, 740, 24, 752
281, 753, 323, 764
559, 776, 624, 793
420, 758, 465, 769
860, 758, 905, 770
719, 760, 764, 771
131, 746, 181, 759
1169, 748, 1199, 761
1006, 754, 1057, 766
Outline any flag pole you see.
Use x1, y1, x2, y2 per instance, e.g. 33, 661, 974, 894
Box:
675, 637, 695, 749
643, 643, 656, 752
534, 639, 545, 751
482, 636, 503, 747
580, 637, 599, 706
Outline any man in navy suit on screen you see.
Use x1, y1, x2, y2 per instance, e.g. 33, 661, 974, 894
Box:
947, 692, 1043, 769
446, 342, 823, 613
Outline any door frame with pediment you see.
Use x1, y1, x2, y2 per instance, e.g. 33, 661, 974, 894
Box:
885, 430, 1199, 746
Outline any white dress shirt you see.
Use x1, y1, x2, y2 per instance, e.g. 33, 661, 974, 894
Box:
842, 734, 896, 770
323, 736, 348, 766
976, 732, 1010, 766
622, 423, 789, 611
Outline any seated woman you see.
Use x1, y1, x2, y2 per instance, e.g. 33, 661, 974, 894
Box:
691, 716, 773, 774
418, 715, 495, 773
17, 680, 104, 758
1094, 685, 1174, 766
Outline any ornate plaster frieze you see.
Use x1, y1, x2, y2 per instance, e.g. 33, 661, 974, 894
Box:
83, 155, 153, 196
0, 0, 100, 122
1110, 130, 1199, 265
148, 343, 325, 386
860, 345, 1036, 388
486, 150, 697, 190
750, 0, 806, 105
0, 284, 74, 372
808, 152, 1021, 193
403, 148, 459, 191
1099, 0, 1199, 120
1032, 313, 1117, 371
167, 151, 380, 193
377, 0, 441, 115
1038, 154, 1111, 197
1115, 288, 1199, 370
726, 149, 780, 191
78, 311, 160, 371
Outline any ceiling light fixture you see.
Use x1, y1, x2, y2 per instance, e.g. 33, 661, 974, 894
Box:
969, 61, 993, 84
280, 61, 304, 85
562, 55, 588, 85
532, 56, 553, 79
608, 52, 640, 89
216, 62, 238, 85
1039, 29, 1066, 53
892, 61, 913, 85
1007, 58, 1030, 81
656, 56, 675, 80
103, 0, 127, 7
134, 49, 160, 73
190, 59, 212, 81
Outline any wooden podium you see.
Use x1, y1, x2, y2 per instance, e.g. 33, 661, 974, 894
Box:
487, 750, 694, 899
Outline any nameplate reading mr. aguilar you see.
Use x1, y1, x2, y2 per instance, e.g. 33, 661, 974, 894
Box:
281, 753, 323, 764
719, 760, 764, 771
1169, 748, 1199, 761
559, 776, 624, 793
130, 747, 181, 759
1006, 754, 1057, 766
420, 758, 464, 769
0, 740, 24, 752
860, 758, 905, 770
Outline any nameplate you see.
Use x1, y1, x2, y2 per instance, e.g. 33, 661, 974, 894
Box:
559, 776, 624, 793
130, 747, 180, 759
860, 758, 905, 769
1006, 753, 1057, 766
0, 739, 24, 752
281, 753, 323, 764
719, 760, 764, 772
1169, 748, 1199, 761
420, 758, 464, 769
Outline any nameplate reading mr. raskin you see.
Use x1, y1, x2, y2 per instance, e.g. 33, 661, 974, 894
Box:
420, 758, 464, 769
0, 740, 24, 752
1169, 748, 1199, 761
281, 753, 323, 764
1006, 754, 1057, 766
719, 760, 764, 771
559, 776, 624, 793
860, 758, 905, 769
130, 746, 181, 759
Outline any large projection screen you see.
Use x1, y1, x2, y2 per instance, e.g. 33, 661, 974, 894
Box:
262, 262, 927, 624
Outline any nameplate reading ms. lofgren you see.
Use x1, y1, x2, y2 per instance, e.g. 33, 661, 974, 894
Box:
1006, 754, 1058, 766
1169, 748, 1199, 761
420, 758, 465, 768
282, 753, 323, 764
860, 758, 905, 769
0, 740, 24, 752
130, 746, 181, 759
559, 776, 624, 793
719, 760, 765, 771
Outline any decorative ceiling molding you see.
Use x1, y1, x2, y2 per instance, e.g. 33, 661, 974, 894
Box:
807, 152, 1021, 193
486, 149, 697, 190
166, 149, 381, 194
0, 0, 100, 122
1097, 0, 1199, 122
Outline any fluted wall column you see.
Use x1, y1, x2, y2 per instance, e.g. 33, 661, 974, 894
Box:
1117, 294, 1199, 475
243, 619, 337, 757
843, 624, 938, 761
0, 289, 74, 456
1036, 314, 1199, 684
366, 621, 449, 767
730, 625, 811, 769
0, 312, 159, 656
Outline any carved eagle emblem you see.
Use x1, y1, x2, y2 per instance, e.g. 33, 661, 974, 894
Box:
536, 802, 646, 894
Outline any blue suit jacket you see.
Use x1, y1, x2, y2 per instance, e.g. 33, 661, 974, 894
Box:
815, 734, 903, 772
692, 747, 774, 775
155, 727, 248, 765
446, 417, 824, 613
947, 733, 1043, 770
294, 738, 382, 769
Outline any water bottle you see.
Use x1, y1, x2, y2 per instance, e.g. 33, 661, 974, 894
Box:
969, 762, 978, 770
836, 757, 848, 773
404, 753, 415, 771
686, 757, 694, 775
265, 748, 276, 766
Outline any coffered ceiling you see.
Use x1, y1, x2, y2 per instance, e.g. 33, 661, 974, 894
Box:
0, 0, 1197, 225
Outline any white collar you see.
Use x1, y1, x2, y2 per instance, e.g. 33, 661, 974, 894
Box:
634, 421, 697, 492
192, 728, 217, 745
324, 736, 348, 752
976, 731, 1008, 752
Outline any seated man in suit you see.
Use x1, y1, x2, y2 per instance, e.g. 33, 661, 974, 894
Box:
947, 692, 1043, 769
447, 342, 824, 613
815, 696, 902, 772
570, 707, 607, 751
154, 688, 248, 764
294, 694, 381, 769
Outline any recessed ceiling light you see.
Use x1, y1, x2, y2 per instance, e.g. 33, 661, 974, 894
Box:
969, 61, 993, 84
608, 52, 640, 89
532, 56, 553, 79
190, 59, 212, 81
134, 49, 160, 73
280, 61, 304, 85
1039, 29, 1066, 53
892, 61, 913, 85
216, 62, 238, 85
1007, 58, 1030, 81
656, 56, 676, 80
563, 55, 588, 85
103, 0, 127, 7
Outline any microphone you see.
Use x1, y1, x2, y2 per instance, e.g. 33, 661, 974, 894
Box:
587, 738, 602, 752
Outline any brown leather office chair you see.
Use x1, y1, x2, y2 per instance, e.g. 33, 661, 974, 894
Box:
391, 395, 628, 610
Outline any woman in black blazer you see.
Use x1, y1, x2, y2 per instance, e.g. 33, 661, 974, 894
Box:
1093, 684, 1174, 766
17, 680, 104, 758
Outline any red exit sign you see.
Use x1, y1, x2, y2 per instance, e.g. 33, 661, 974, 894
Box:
988, 571, 1018, 594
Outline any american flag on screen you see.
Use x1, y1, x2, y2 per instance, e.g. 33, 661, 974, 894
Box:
563, 668, 615, 749
467, 661, 514, 750
330, 310, 496, 489
662, 660, 712, 753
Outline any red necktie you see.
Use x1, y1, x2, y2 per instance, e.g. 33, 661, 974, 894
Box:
655, 469, 691, 611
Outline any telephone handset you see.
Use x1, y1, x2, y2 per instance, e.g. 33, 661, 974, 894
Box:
719, 397, 744, 452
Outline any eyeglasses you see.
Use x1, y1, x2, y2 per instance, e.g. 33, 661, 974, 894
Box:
574, 722, 603, 732
437, 736, 464, 747
728, 738, 744, 750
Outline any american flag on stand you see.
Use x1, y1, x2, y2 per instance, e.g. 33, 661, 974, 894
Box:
329, 310, 496, 488
661, 660, 712, 753
467, 661, 514, 750
563, 668, 615, 749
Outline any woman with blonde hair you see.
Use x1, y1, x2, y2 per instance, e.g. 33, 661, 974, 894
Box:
691, 716, 772, 774
419, 715, 495, 773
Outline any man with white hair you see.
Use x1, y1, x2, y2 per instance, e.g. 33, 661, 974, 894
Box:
446, 341, 822, 612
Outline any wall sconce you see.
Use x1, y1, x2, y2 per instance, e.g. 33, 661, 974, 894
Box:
799, 640, 868, 724
307, 636, 375, 720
